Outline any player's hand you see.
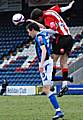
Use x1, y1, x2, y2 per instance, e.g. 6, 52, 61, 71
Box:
69, 1, 75, 8
39, 66, 44, 73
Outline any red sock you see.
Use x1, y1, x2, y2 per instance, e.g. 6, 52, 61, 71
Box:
53, 66, 57, 73
62, 68, 68, 80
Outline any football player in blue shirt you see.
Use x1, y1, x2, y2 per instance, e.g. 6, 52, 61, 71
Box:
26, 22, 64, 120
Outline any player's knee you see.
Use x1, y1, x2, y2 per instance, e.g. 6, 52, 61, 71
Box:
43, 86, 50, 95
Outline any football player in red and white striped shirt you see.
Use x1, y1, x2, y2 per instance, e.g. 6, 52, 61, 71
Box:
29, 1, 75, 97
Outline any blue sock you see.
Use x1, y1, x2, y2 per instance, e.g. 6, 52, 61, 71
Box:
48, 91, 60, 111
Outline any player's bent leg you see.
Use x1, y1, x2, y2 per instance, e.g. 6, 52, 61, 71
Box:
43, 85, 64, 120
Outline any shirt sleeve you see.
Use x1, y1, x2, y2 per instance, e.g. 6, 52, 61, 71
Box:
50, 5, 61, 13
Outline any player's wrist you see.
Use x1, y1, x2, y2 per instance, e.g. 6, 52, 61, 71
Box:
39, 63, 43, 68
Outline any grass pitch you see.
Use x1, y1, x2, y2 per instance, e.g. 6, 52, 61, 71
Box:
0, 95, 83, 120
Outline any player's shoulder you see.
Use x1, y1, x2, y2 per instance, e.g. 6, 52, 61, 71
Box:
37, 31, 45, 37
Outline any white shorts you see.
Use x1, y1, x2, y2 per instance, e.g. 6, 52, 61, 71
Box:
39, 57, 53, 86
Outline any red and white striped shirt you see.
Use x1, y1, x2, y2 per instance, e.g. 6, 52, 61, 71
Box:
43, 5, 70, 35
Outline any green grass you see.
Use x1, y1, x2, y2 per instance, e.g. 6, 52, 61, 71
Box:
0, 95, 83, 120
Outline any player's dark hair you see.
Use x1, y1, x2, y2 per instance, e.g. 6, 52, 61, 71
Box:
26, 22, 40, 32
30, 8, 43, 20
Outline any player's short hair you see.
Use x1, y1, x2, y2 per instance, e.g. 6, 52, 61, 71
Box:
26, 22, 40, 32
30, 8, 43, 20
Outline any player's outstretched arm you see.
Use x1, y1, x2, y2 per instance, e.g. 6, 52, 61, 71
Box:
26, 19, 45, 29
60, 0, 75, 12
27, 19, 57, 35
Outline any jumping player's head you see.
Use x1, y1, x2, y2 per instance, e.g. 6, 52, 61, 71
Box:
30, 8, 44, 24
26, 22, 40, 39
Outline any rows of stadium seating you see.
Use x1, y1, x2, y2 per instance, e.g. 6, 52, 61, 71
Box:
0, 24, 29, 60
68, 29, 83, 64
0, 23, 83, 86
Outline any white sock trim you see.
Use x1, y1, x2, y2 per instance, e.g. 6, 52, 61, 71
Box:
56, 108, 61, 112
47, 91, 53, 97
62, 81, 67, 88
